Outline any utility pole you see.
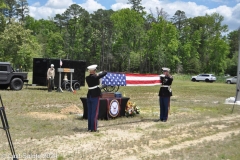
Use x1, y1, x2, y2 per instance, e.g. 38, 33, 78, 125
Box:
236, 27, 240, 101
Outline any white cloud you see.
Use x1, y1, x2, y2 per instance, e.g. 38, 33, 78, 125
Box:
111, 0, 209, 18
136, 0, 205, 18
232, 3, 240, 19
29, 0, 105, 19
151, 1, 208, 18
45, 0, 74, 9
32, 2, 41, 7
29, 6, 65, 19
139, 0, 239, 31
206, 5, 232, 18
79, 0, 106, 13
111, 3, 131, 10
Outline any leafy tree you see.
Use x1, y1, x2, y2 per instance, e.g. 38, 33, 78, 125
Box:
0, 4, 235, 75
16, 0, 29, 23
24, 15, 38, 34
0, 22, 41, 70
0, 0, 8, 8
227, 30, 239, 58
189, 13, 228, 74
225, 51, 238, 76
61, 4, 89, 60
226, 29, 239, 75
75, 10, 92, 62
208, 35, 229, 74
147, 17, 179, 73
54, 14, 65, 33
27, 19, 58, 57
45, 32, 64, 58
0, 13, 6, 32
171, 10, 187, 31
180, 24, 201, 74
128, 0, 145, 14
141, 8, 169, 73
171, 10, 188, 72
91, 9, 114, 70
111, 8, 145, 72
2, 0, 17, 22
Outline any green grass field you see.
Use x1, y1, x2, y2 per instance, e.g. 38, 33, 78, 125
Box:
0, 73, 239, 160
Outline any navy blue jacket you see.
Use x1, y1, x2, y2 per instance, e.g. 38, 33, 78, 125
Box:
86, 72, 107, 97
158, 76, 173, 97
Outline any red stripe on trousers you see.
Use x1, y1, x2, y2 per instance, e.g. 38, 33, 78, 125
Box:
94, 97, 100, 131
167, 97, 170, 120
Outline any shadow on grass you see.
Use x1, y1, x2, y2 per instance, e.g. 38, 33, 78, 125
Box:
72, 127, 88, 132
25, 87, 49, 91
72, 117, 158, 132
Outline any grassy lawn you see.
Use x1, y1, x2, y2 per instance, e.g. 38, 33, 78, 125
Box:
0, 73, 239, 160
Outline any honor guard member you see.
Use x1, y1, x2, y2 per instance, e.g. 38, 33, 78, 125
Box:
158, 67, 173, 122
47, 64, 55, 92
86, 65, 107, 132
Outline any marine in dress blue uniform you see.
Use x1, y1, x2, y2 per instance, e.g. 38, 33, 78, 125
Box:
158, 67, 173, 122
86, 65, 107, 132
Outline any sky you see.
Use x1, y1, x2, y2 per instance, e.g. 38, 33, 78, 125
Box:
27, 0, 240, 31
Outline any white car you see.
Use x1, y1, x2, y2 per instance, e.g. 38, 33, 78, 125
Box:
191, 74, 216, 82
226, 76, 237, 84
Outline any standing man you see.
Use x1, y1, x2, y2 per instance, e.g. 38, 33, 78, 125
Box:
158, 67, 173, 122
86, 65, 107, 132
47, 64, 55, 92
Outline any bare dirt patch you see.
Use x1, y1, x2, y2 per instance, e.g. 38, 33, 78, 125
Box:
60, 104, 83, 114
26, 104, 82, 120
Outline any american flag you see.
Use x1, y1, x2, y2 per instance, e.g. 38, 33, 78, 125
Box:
60, 59, 63, 66
102, 73, 161, 86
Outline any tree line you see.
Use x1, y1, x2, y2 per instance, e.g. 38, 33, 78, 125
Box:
0, 0, 239, 75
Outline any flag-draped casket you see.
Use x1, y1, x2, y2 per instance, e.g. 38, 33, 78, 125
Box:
101, 73, 161, 86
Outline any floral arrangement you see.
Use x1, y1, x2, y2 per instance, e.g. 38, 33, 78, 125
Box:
125, 100, 140, 117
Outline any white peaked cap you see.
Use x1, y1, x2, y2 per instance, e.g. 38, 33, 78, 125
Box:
51, 64, 54, 67
162, 67, 170, 71
87, 64, 97, 71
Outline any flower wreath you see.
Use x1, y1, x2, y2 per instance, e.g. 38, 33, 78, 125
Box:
125, 100, 140, 117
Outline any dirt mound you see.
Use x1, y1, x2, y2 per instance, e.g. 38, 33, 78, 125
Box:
27, 112, 67, 120
60, 104, 83, 114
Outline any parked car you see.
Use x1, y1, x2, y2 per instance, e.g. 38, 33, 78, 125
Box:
224, 74, 231, 77
191, 74, 216, 82
226, 76, 237, 84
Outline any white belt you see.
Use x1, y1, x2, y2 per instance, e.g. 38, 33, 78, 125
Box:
161, 85, 172, 92
161, 85, 169, 87
88, 85, 99, 90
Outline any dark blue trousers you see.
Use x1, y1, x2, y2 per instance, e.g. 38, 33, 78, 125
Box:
87, 96, 99, 131
159, 97, 170, 121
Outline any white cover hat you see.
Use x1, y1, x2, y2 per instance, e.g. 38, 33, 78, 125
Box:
162, 67, 170, 72
51, 64, 54, 67
87, 64, 97, 71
